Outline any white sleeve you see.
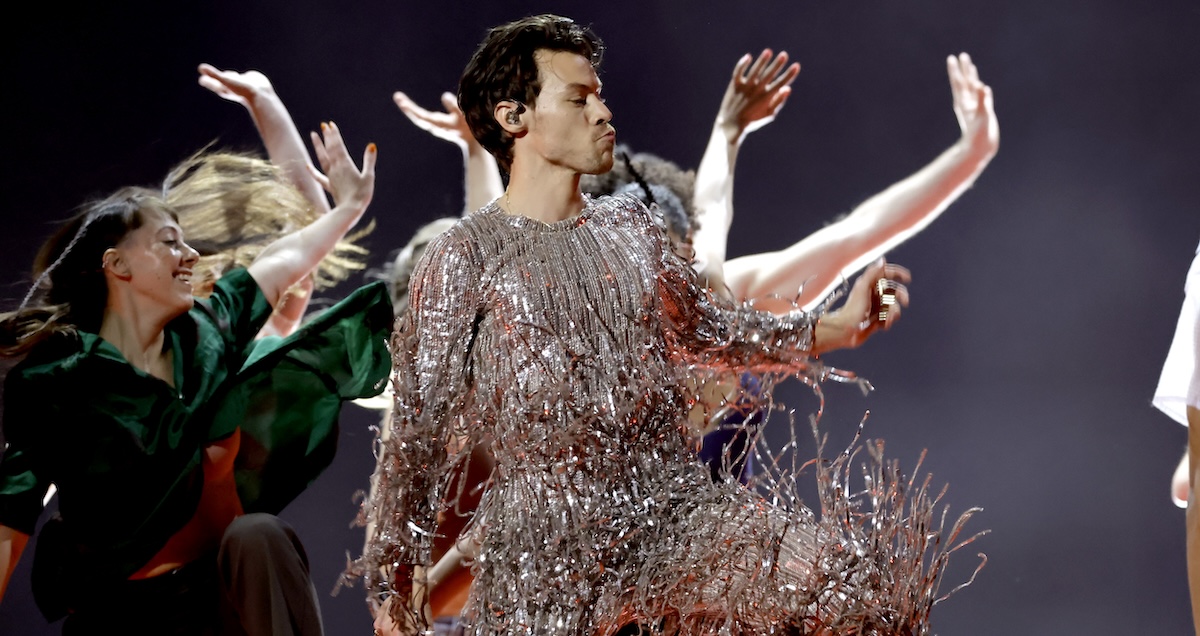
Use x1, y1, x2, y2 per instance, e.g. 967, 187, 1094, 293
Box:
1153, 244, 1200, 425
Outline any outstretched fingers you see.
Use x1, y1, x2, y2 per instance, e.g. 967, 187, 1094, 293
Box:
730, 52, 753, 81
197, 63, 240, 100
394, 90, 471, 148
738, 49, 799, 92
741, 49, 774, 84
960, 52, 981, 87
439, 91, 461, 115
196, 63, 273, 104
759, 50, 789, 85
361, 141, 378, 179
393, 91, 428, 121
307, 123, 336, 193
766, 58, 801, 94
308, 121, 376, 209
947, 52, 999, 155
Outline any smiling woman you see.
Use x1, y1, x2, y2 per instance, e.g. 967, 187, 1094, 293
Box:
0, 124, 393, 635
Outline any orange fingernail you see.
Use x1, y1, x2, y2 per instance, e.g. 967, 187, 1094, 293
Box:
321, 122, 328, 131
367, 143, 377, 153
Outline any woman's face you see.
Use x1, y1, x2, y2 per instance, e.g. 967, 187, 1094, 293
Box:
111, 210, 200, 316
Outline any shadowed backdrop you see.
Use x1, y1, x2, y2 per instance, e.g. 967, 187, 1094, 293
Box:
2, 1, 1197, 633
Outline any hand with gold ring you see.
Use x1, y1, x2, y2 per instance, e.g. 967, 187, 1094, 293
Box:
812, 258, 911, 354
872, 277, 902, 324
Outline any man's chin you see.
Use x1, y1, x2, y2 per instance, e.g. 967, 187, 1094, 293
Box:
582, 154, 615, 175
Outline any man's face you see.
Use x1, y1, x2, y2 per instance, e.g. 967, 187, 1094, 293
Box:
519, 49, 615, 174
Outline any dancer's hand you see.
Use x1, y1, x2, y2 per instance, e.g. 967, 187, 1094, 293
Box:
372, 596, 415, 636
309, 121, 376, 212
394, 91, 484, 156
372, 597, 401, 636
812, 259, 911, 354
947, 53, 999, 161
197, 63, 276, 108
715, 49, 801, 145
373, 572, 434, 636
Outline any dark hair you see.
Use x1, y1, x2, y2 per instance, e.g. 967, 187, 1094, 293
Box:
0, 188, 171, 355
458, 14, 604, 173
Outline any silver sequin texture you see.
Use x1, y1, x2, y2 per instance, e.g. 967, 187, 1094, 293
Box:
355, 195, 981, 635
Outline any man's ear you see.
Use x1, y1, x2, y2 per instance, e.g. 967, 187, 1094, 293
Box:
102, 247, 132, 281
495, 100, 527, 134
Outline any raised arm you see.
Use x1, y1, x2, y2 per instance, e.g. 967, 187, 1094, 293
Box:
199, 64, 337, 336
649, 200, 909, 366
394, 91, 504, 213
724, 53, 999, 312
691, 50, 800, 293
198, 64, 331, 214
247, 122, 375, 306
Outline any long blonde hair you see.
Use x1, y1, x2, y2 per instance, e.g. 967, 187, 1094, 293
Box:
163, 151, 371, 296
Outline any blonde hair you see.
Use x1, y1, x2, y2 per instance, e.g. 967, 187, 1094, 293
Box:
163, 151, 371, 295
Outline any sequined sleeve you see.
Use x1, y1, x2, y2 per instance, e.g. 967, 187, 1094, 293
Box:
358, 224, 481, 614
643, 200, 818, 376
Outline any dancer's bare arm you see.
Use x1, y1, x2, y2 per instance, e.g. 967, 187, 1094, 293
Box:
724, 53, 999, 313
692, 50, 800, 294
199, 64, 334, 335
249, 122, 376, 306
198, 64, 331, 214
394, 91, 504, 213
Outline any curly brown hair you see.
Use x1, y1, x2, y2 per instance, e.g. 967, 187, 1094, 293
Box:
458, 14, 604, 173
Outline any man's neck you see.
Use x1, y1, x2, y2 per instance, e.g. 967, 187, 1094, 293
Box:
502, 162, 586, 224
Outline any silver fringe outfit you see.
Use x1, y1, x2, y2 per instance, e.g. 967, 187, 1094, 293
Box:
357, 195, 980, 635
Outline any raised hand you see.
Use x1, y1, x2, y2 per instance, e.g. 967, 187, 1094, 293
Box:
372, 571, 433, 636
947, 53, 999, 160
394, 91, 481, 155
812, 259, 911, 354
309, 121, 376, 212
197, 63, 276, 108
247, 122, 376, 307
716, 49, 801, 144
395, 90, 503, 212
198, 63, 331, 214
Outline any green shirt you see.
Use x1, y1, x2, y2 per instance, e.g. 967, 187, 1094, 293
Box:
0, 268, 391, 613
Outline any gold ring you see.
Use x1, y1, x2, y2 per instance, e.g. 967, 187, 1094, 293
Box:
873, 279, 899, 323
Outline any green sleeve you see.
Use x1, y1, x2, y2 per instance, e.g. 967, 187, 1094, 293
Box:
200, 268, 274, 349
228, 281, 393, 514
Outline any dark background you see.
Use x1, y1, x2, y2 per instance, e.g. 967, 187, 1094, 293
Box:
2, 1, 1197, 633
